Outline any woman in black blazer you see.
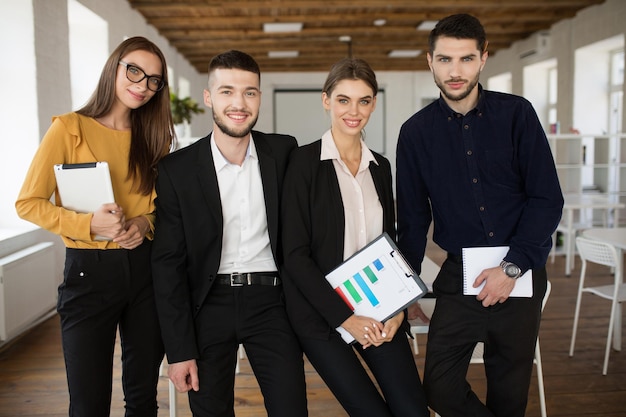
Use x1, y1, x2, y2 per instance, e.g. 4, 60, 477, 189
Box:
281, 58, 429, 417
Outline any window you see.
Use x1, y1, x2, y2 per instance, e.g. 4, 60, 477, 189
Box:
609, 49, 624, 134
573, 35, 624, 134
0, 0, 38, 229
523, 58, 557, 132
68, 0, 108, 109
487, 72, 512, 94
548, 67, 558, 131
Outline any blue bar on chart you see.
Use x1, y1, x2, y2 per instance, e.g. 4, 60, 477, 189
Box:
353, 272, 380, 307
373, 258, 384, 271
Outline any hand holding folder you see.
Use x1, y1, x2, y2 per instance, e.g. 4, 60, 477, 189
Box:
54, 162, 117, 240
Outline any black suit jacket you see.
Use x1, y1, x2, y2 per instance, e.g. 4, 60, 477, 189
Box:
152, 131, 297, 363
280, 140, 398, 340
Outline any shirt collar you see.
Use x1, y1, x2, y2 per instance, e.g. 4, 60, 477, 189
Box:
210, 133, 257, 171
438, 83, 485, 117
320, 129, 378, 166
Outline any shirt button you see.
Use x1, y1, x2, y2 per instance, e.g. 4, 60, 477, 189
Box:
479, 206, 485, 211
472, 178, 478, 183
467, 150, 473, 156
464, 124, 470, 130
489, 231, 494, 237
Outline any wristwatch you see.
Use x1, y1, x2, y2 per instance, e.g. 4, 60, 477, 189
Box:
500, 261, 522, 279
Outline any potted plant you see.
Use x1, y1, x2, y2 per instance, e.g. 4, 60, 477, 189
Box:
170, 91, 205, 126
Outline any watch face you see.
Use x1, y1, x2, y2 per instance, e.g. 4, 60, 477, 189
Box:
505, 264, 521, 277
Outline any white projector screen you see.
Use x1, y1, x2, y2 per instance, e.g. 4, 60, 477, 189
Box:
273, 89, 386, 154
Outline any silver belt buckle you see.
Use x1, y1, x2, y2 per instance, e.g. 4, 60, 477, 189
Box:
229, 273, 244, 287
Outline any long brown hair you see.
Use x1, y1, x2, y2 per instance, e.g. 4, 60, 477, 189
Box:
77, 36, 174, 195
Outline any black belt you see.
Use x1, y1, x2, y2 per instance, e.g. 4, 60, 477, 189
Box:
447, 253, 463, 263
215, 272, 281, 286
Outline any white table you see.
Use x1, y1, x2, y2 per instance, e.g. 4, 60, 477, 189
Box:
558, 194, 624, 276
581, 227, 626, 352
582, 227, 626, 251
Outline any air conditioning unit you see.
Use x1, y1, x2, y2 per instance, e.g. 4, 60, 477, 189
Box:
519, 32, 551, 59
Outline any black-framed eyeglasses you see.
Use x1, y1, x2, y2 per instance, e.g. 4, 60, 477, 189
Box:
119, 61, 165, 92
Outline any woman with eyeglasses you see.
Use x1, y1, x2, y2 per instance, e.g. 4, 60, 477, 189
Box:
16, 36, 173, 416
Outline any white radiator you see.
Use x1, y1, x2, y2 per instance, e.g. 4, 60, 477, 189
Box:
0, 242, 57, 341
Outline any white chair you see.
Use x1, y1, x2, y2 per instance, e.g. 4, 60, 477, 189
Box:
408, 298, 435, 355
570, 236, 625, 375
159, 360, 178, 417
408, 256, 440, 354
426, 281, 551, 417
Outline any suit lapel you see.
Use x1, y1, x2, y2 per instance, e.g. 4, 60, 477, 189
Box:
255, 135, 279, 256
195, 136, 223, 224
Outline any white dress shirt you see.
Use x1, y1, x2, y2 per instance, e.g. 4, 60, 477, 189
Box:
320, 129, 383, 260
211, 134, 278, 273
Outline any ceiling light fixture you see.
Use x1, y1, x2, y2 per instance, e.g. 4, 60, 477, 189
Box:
373, 19, 386, 26
339, 36, 353, 58
388, 50, 422, 58
268, 50, 299, 58
263, 22, 303, 33
416, 20, 438, 31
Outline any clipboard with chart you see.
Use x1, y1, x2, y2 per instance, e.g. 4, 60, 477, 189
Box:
325, 232, 429, 343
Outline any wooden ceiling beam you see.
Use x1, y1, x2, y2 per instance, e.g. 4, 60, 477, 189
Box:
129, 0, 602, 12
140, 10, 584, 28
125, 0, 602, 73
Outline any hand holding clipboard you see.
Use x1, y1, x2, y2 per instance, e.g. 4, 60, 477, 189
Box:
325, 233, 428, 343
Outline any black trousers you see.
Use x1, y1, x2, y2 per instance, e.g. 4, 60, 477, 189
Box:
58, 241, 164, 417
424, 257, 547, 417
189, 284, 308, 417
300, 329, 429, 417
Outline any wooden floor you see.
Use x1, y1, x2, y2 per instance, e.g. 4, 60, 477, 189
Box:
1, 249, 625, 417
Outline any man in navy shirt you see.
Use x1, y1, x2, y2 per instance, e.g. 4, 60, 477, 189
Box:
396, 14, 563, 417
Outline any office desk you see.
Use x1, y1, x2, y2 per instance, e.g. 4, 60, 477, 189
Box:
558, 194, 624, 276
581, 227, 626, 351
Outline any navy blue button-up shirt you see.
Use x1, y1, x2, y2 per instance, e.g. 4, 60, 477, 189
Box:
396, 84, 564, 274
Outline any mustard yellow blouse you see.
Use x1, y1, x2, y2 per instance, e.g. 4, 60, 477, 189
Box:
15, 112, 156, 249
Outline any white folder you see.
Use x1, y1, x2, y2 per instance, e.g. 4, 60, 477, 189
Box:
53, 162, 115, 213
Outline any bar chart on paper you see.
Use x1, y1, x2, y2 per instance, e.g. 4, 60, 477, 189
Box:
326, 233, 428, 343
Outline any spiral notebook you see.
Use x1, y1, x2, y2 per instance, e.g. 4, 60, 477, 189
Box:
462, 246, 533, 297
